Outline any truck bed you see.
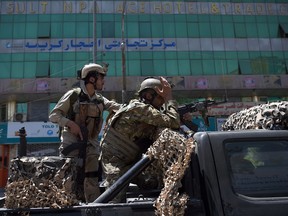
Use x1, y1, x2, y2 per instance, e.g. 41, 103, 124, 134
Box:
1, 130, 288, 216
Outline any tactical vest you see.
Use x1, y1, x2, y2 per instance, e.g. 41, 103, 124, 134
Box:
67, 88, 104, 139
101, 102, 141, 159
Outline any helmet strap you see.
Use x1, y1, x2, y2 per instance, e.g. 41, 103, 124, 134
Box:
150, 92, 157, 103
141, 90, 157, 105
85, 73, 98, 88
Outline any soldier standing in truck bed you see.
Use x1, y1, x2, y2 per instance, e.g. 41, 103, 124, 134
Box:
100, 76, 180, 202
49, 63, 121, 203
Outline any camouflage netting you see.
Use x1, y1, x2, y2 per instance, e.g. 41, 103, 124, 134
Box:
5, 156, 80, 209
5, 129, 194, 215
147, 128, 195, 216
222, 101, 288, 131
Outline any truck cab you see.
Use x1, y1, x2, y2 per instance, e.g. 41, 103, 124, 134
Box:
189, 130, 288, 216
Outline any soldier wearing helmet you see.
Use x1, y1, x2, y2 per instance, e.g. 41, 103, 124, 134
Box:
78, 63, 108, 91
100, 76, 180, 203
137, 77, 168, 110
49, 63, 121, 203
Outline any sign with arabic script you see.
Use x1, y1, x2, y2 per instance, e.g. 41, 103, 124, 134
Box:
1, 38, 176, 53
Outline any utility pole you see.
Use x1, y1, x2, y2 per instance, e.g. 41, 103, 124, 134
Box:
93, 0, 97, 63
121, 1, 127, 104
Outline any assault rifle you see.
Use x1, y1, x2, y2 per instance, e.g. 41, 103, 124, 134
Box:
61, 125, 88, 200
178, 99, 227, 133
78, 126, 89, 167
61, 125, 88, 167
75, 126, 88, 201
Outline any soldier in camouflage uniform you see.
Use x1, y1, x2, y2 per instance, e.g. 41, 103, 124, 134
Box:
49, 63, 121, 203
100, 76, 180, 202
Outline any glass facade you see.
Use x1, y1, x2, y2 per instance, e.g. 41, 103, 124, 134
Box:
0, 0, 287, 108
0, 1, 287, 79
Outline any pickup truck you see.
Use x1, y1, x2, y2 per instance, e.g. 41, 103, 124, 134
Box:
1, 129, 288, 216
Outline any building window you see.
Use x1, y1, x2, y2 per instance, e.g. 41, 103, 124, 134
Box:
36, 61, 50, 77
16, 103, 28, 114
38, 23, 51, 38
141, 60, 153, 76
234, 23, 247, 38
127, 22, 139, 37
239, 60, 252, 75
102, 21, 115, 38
278, 24, 288, 38
126, 60, 140, 76
15, 103, 28, 122
139, 22, 151, 38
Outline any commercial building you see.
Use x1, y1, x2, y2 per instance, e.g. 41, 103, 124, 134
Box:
0, 0, 287, 185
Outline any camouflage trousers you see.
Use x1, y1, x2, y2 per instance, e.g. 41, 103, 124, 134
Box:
101, 143, 160, 202
101, 143, 136, 203
101, 126, 165, 202
60, 142, 101, 203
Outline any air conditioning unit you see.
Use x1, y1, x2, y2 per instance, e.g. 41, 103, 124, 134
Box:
13, 113, 27, 122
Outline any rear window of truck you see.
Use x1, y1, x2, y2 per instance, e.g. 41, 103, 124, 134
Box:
225, 140, 288, 197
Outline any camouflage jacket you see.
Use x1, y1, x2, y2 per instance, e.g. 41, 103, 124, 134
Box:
101, 99, 180, 151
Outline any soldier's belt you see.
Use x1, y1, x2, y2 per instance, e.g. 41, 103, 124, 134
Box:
103, 127, 140, 159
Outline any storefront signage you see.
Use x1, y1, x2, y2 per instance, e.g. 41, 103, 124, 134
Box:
7, 122, 59, 138
0, 1, 287, 16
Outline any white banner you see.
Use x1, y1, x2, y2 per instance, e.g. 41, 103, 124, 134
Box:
7, 122, 59, 138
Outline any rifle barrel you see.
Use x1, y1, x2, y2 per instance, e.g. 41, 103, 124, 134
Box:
93, 154, 153, 203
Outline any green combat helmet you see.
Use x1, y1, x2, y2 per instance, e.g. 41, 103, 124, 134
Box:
138, 77, 162, 94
